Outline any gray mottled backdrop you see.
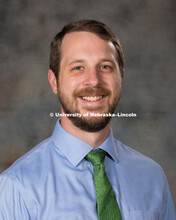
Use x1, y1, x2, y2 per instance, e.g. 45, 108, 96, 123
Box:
0, 0, 176, 207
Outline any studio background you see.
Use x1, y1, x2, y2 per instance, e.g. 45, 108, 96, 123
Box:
0, 0, 175, 208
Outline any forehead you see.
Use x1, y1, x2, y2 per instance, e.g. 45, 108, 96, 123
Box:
60, 31, 116, 59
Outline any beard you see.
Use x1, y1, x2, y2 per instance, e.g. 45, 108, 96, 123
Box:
58, 86, 121, 132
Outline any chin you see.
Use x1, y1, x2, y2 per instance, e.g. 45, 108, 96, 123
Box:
69, 113, 111, 132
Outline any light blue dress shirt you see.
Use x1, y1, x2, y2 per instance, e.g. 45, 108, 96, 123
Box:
0, 120, 175, 220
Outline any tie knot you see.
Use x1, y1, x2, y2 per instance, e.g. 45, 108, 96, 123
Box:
86, 149, 106, 166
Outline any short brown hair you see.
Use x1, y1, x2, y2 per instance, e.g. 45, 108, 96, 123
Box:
49, 20, 124, 79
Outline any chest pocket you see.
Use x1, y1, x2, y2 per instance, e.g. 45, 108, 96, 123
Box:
127, 211, 161, 220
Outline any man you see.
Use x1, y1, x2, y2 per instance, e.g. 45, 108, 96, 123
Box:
0, 20, 175, 220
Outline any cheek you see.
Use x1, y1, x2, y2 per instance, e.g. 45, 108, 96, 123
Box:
59, 75, 81, 94
115, 80, 122, 91
107, 75, 122, 91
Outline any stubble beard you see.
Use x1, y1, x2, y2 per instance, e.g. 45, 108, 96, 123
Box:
58, 86, 121, 132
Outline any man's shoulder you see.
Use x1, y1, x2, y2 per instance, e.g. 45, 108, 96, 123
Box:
0, 137, 53, 181
113, 138, 164, 174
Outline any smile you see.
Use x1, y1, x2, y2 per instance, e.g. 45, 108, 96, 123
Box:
81, 96, 103, 101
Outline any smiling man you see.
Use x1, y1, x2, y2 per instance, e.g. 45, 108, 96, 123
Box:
48, 29, 122, 145
0, 20, 175, 220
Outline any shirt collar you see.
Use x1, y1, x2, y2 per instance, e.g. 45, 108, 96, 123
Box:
51, 120, 118, 167
98, 128, 119, 164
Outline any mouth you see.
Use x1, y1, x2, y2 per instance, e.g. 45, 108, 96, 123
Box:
81, 95, 104, 102
74, 87, 111, 103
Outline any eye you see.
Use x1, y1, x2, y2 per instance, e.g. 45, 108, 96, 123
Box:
100, 65, 113, 71
101, 65, 110, 69
74, 66, 83, 71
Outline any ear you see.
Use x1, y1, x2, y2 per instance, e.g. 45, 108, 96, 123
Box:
48, 69, 58, 94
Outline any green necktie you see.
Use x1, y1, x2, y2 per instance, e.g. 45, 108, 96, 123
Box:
86, 149, 122, 220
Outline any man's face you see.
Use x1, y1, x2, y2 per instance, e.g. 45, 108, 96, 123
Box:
58, 31, 122, 132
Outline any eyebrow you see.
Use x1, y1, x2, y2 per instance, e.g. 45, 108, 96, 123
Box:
68, 58, 116, 66
68, 59, 85, 66
99, 58, 116, 64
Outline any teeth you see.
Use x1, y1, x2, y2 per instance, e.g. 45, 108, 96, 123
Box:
82, 96, 103, 101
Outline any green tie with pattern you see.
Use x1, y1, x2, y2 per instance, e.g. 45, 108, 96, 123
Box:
86, 149, 122, 220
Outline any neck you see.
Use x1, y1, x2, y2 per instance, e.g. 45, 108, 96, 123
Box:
60, 115, 111, 148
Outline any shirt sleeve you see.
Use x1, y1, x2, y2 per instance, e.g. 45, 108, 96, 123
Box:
0, 175, 30, 220
162, 174, 176, 220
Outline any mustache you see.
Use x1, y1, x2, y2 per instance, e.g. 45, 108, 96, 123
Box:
73, 86, 111, 97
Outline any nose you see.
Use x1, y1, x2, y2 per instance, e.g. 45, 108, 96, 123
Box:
83, 68, 101, 87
